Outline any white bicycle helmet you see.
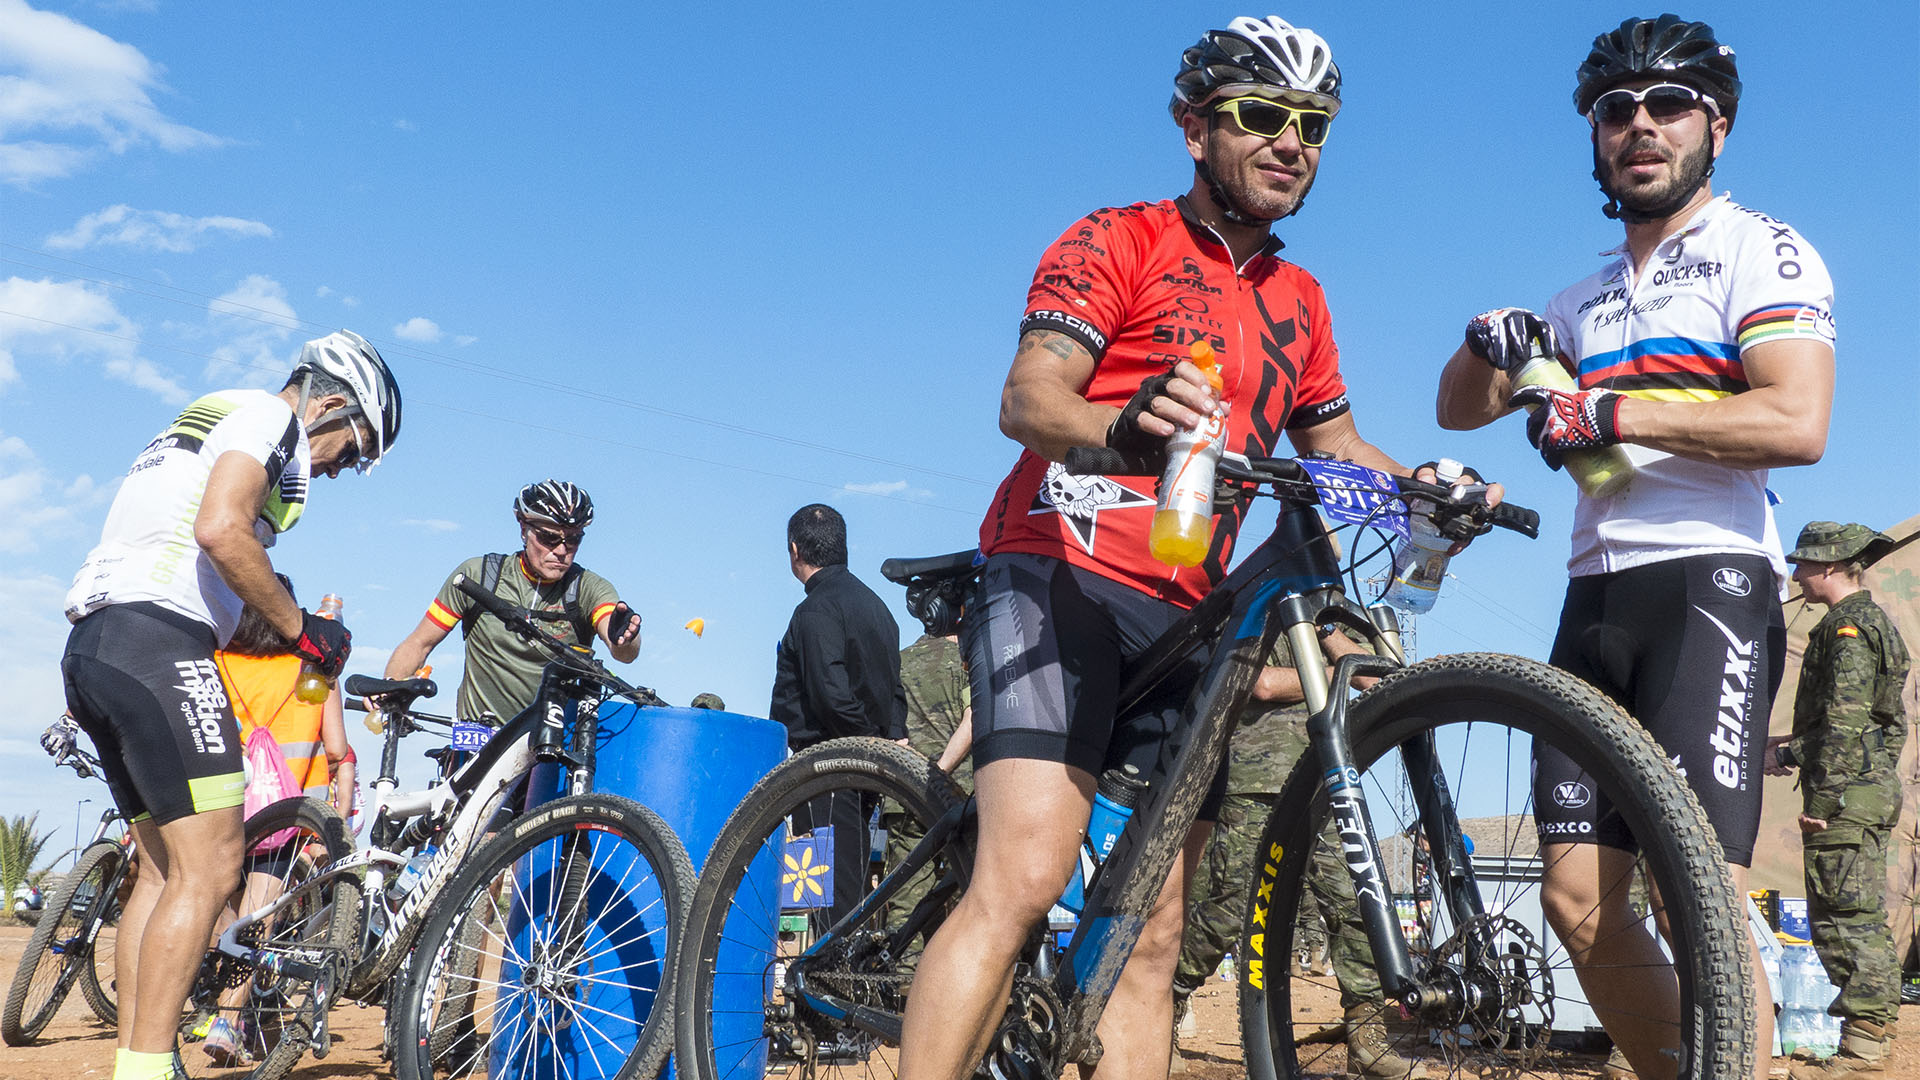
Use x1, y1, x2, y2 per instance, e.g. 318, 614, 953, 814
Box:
291, 329, 401, 472
514, 480, 595, 529
1170, 16, 1343, 121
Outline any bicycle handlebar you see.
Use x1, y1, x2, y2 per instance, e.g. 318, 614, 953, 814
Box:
450, 574, 665, 707
1061, 447, 1539, 540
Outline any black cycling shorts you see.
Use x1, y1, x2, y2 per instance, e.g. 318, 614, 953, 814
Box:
1533, 554, 1785, 866
62, 602, 245, 826
964, 552, 1228, 821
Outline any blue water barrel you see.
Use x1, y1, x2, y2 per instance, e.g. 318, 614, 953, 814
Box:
504, 704, 786, 1079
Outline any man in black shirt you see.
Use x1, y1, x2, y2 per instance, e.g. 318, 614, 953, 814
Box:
770, 503, 904, 929
770, 503, 905, 748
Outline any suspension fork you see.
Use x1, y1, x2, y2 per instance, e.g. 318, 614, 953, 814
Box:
1293, 598, 1418, 1000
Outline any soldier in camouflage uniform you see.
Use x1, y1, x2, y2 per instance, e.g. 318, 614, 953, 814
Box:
1766, 522, 1910, 1080
882, 613, 973, 933
1173, 633, 1423, 1079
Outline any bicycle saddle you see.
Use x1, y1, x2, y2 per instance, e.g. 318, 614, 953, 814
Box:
344, 674, 438, 700
879, 548, 981, 585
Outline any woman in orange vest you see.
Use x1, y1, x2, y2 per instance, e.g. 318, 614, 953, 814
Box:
200, 577, 356, 1066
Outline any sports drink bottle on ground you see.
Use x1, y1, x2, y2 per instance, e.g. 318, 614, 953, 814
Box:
1509, 341, 1636, 498
294, 593, 344, 704
1149, 341, 1229, 567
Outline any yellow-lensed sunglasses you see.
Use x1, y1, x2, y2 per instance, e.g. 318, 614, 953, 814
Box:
1212, 97, 1333, 147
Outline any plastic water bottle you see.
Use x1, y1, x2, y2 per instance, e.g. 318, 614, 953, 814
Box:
1509, 341, 1635, 498
294, 593, 344, 704
1057, 765, 1149, 915
1148, 341, 1229, 568
1381, 460, 1466, 614
391, 844, 438, 898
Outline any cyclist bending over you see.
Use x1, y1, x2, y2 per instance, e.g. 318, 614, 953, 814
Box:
899, 18, 1491, 1080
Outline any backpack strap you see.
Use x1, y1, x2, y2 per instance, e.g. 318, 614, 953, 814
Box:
460, 553, 510, 639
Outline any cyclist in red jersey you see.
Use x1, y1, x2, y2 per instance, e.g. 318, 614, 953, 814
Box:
900, 18, 1491, 1080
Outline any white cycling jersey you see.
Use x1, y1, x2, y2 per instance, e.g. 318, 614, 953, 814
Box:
66, 389, 311, 643
1543, 194, 1835, 589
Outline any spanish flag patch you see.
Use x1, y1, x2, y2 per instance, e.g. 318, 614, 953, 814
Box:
1837, 625, 1859, 638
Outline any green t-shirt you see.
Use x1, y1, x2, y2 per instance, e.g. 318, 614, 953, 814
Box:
428, 554, 621, 724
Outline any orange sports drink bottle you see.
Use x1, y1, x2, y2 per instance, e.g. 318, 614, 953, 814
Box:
293, 593, 344, 704
1148, 341, 1229, 567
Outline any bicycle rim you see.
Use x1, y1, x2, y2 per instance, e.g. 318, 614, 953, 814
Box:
3, 840, 120, 1044
396, 793, 693, 1080
675, 737, 967, 1080
199, 796, 358, 1080
1239, 653, 1753, 1080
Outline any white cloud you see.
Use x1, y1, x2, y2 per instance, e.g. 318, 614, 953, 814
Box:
0, 275, 186, 399
0, 572, 75, 751
401, 518, 459, 532
0, 432, 103, 554
203, 274, 298, 387
0, 0, 224, 186
392, 118, 416, 132
453, 334, 478, 347
844, 479, 933, 499
392, 317, 441, 343
45, 204, 272, 253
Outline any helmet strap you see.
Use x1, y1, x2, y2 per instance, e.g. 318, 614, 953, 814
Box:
293, 371, 316, 431
1195, 114, 1286, 227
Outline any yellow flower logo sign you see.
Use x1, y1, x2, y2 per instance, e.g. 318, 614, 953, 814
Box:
783, 844, 831, 905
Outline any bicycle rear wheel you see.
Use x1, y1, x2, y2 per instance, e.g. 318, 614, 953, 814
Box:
673, 737, 968, 1080
1239, 653, 1753, 1080
3, 839, 124, 1043
194, 796, 359, 1080
77, 845, 131, 1026
392, 792, 694, 1080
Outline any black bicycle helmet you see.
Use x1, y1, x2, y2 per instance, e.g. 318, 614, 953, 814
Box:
1574, 15, 1740, 126
514, 480, 595, 529
291, 329, 402, 471
1170, 16, 1342, 122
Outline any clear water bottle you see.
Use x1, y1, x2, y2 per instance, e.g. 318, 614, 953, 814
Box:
391, 844, 438, 898
1382, 459, 1467, 614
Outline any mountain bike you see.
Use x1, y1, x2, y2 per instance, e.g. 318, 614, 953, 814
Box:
670, 449, 1755, 1080
186, 574, 694, 1080
3, 736, 133, 1042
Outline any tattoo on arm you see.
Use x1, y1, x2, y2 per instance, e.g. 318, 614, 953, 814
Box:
1017, 329, 1079, 363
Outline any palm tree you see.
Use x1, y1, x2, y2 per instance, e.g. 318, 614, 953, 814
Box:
1, 813, 55, 918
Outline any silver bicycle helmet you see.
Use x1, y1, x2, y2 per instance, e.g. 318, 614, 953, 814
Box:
1170, 16, 1342, 122
291, 329, 402, 472
514, 480, 595, 529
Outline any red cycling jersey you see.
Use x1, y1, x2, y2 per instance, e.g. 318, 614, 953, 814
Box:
979, 197, 1350, 609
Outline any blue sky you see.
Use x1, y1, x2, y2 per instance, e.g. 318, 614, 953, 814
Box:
2, 2, 1915, 848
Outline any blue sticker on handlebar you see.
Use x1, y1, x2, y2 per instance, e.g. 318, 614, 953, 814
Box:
450, 722, 493, 752
1295, 458, 1410, 538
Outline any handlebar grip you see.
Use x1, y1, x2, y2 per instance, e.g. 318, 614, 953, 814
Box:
452, 573, 520, 622
1490, 502, 1540, 539
1062, 446, 1163, 477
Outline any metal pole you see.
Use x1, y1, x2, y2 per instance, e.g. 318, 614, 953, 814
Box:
75, 798, 91, 868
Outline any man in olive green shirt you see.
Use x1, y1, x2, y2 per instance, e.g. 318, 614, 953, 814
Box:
383, 480, 641, 723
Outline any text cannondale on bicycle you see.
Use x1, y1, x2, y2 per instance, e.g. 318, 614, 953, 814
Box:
59, 329, 397, 1080
1435, 15, 1835, 1078
900, 17, 1485, 1078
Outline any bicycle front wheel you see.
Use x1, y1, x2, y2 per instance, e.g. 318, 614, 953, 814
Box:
1239, 653, 1753, 1080
3, 838, 125, 1043
392, 792, 694, 1080
673, 737, 968, 1080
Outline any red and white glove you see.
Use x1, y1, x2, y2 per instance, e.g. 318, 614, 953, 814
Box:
1507, 384, 1623, 470
292, 609, 353, 677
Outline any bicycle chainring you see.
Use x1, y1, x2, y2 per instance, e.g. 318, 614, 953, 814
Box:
979, 975, 1065, 1080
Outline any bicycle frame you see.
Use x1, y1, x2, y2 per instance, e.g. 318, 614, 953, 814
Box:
800, 498, 1502, 1067
213, 663, 605, 994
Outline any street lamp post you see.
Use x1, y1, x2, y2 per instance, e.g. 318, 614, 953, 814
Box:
74, 798, 92, 868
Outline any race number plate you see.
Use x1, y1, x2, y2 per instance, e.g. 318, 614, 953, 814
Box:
450, 722, 493, 752
1296, 458, 1409, 538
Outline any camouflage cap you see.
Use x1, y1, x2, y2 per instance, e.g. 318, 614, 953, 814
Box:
689, 692, 726, 710
1785, 521, 1894, 566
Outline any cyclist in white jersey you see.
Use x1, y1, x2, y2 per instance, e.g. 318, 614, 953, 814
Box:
1434, 17, 1833, 1080
60, 330, 399, 1080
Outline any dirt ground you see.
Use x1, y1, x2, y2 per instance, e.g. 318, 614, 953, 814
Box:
3, 923, 1916, 1079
